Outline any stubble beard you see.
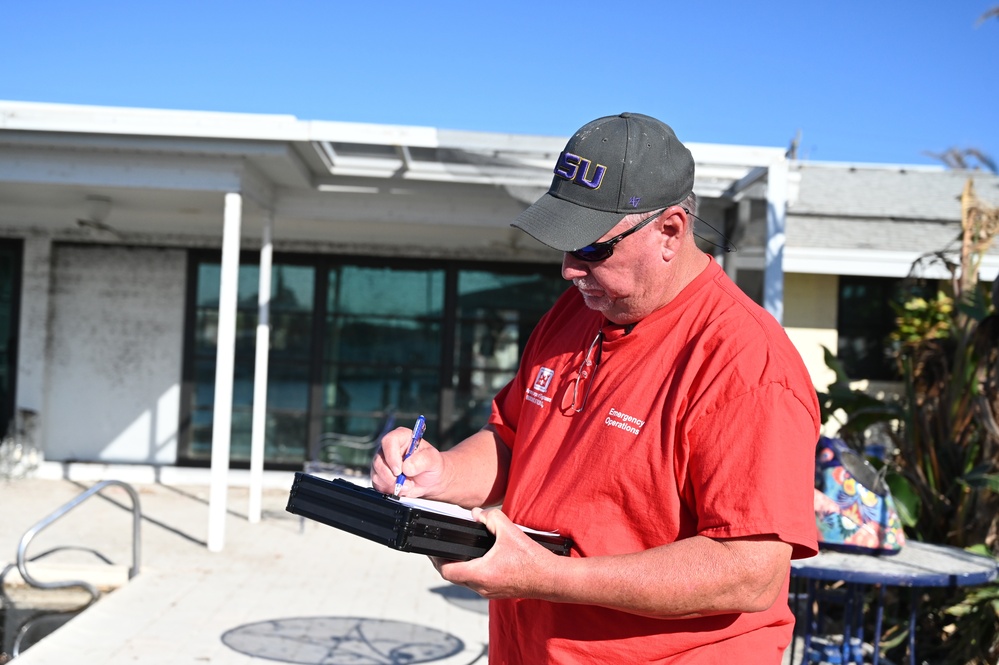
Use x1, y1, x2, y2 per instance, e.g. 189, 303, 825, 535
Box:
573, 279, 613, 313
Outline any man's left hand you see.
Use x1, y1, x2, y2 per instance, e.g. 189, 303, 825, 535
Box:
430, 507, 557, 600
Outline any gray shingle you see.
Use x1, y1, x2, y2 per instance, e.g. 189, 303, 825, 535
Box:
787, 163, 999, 256
789, 163, 999, 220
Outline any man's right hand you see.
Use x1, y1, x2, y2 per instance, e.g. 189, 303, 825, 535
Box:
373, 424, 511, 510
371, 426, 446, 498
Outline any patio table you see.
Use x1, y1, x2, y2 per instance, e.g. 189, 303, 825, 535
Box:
789, 540, 998, 665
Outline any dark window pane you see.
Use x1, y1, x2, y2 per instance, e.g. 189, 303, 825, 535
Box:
182, 255, 565, 466
450, 270, 565, 441
328, 316, 442, 366
188, 358, 217, 460
271, 266, 314, 313
320, 264, 445, 442
0, 242, 21, 434
457, 271, 567, 314
837, 276, 936, 381
321, 365, 440, 435
329, 265, 444, 317
838, 276, 898, 380
186, 261, 315, 465
196, 264, 221, 307
271, 312, 313, 358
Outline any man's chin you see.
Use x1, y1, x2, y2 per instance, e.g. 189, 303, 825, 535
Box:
580, 293, 612, 312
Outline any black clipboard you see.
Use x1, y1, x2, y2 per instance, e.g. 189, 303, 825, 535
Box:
286, 472, 573, 561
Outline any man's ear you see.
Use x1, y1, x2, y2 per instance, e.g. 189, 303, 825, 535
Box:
658, 206, 688, 259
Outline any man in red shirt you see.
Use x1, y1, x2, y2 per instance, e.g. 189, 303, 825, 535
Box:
372, 112, 820, 663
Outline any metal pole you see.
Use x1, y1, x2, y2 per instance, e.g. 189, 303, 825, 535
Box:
764, 159, 788, 323
248, 212, 273, 523
208, 192, 242, 552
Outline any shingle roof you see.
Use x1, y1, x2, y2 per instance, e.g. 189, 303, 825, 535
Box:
787, 163, 999, 256
789, 162, 999, 221
780, 163, 999, 279
787, 216, 964, 253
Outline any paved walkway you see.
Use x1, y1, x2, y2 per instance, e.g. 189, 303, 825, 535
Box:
1, 467, 805, 664
1, 469, 488, 664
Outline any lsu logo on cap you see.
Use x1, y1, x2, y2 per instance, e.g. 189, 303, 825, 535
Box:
533, 367, 555, 393
554, 151, 606, 190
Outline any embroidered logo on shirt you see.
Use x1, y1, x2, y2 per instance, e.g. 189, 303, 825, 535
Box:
526, 367, 555, 409
533, 367, 554, 393
605, 407, 645, 436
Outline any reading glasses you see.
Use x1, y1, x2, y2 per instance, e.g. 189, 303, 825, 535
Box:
565, 329, 604, 413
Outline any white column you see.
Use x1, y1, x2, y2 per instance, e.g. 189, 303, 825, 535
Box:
764, 160, 788, 323
207, 192, 242, 552
248, 213, 273, 523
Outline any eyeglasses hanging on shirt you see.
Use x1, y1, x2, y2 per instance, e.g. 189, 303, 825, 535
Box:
562, 330, 604, 413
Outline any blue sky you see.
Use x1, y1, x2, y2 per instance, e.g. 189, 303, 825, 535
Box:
2, 1, 997, 166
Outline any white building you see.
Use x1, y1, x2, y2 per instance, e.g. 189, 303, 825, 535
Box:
2, 100, 997, 496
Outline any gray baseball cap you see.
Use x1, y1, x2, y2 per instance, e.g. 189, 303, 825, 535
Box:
512, 112, 695, 252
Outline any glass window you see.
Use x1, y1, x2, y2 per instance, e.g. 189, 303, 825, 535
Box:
838, 276, 898, 380
450, 270, 567, 443
186, 261, 315, 466
320, 265, 445, 441
0, 241, 21, 436
180, 254, 565, 468
837, 275, 935, 381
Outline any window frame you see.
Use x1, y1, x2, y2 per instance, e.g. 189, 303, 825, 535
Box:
178, 249, 565, 468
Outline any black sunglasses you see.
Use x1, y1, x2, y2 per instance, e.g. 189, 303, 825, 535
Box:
569, 210, 664, 262
569, 207, 737, 263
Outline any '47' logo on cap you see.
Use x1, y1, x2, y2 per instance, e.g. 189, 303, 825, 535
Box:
554, 152, 606, 190
533, 367, 555, 393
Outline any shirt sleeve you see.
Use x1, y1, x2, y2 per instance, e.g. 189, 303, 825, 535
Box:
487, 316, 548, 450
488, 378, 521, 449
683, 381, 820, 559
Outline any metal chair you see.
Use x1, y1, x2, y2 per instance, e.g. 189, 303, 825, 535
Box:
304, 408, 396, 474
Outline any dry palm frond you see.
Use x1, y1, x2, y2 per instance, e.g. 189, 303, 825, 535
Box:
923, 148, 997, 174
977, 6, 999, 26
958, 179, 999, 306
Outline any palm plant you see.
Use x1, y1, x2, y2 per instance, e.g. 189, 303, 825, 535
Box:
817, 179, 999, 664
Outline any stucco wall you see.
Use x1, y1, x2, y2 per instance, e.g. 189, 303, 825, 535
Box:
28, 250, 841, 465
783, 272, 838, 393
17, 235, 52, 419
44, 244, 186, 463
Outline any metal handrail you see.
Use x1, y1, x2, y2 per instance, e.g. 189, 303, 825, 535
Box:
15, 479, 142, 602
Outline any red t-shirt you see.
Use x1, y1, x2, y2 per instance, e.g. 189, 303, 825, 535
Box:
487, 259, 820, 664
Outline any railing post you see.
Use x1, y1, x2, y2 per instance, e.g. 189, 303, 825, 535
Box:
11, 479, 142, 602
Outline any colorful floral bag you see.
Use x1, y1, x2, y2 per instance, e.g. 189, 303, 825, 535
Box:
814, 436, 905, 555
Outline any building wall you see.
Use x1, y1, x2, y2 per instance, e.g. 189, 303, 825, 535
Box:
28, 250, 845, 466
43, 244, 186, 463
17, 235, 53, 436
13, 240, 843, 467
783, 272, 838, 393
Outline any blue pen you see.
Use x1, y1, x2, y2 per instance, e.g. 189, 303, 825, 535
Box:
393, 415, 426, 497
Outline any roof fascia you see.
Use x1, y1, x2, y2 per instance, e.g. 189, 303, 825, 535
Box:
2, 100, 786, 175
785, 246, 999, 281
687, 142, 786, 168
1, 100, 309, 142
0, 144, 246, 192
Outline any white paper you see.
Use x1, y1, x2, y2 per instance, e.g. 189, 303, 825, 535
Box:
334, 478, 561, 538
398, 495, 476, 521
396, 495, 559, 537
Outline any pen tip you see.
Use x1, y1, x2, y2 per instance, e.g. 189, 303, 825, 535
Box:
393, 483, 402, 497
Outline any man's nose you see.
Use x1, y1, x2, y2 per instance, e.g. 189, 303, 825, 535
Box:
561, 253, 589, 280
